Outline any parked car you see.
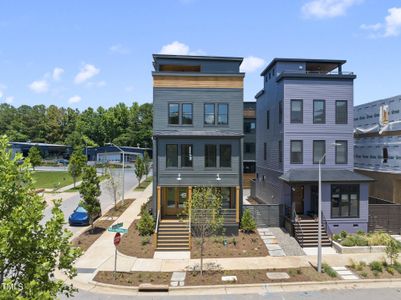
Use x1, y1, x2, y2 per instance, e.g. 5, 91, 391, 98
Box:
56, 159, 69, 166
68, 206, 101, 226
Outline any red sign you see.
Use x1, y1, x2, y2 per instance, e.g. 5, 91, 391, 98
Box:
113, 232, 121, 246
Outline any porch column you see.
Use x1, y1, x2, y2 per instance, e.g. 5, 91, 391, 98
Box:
236, 186, 240, 223
157, 186, 161, 213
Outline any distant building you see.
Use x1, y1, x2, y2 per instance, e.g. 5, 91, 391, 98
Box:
86, 145, 152, 163
243, 101, 256, 188
9, 142, 71, 159
354, 95, 401, 204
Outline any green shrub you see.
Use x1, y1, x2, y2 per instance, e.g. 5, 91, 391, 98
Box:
341, 235, 368, 247
136, 210, 155, 236
360, 271, 368, 278
367, 231, 392, 246
393, 262, 401, 274
141, 236, 150, 245
340, 230, 348, 239
359, 261, 367, 268
240, 209, 257, 233
288, 269, 296, 276
373, 270, 380, 277
341, 237, 356, 247
386, 266, 395, 275
231, 236, 237, 246
349, 259, 357, 269
333, 234, 341, 242
369, 261, 383, 273
322, 263, 337, 278
296, 268, 302, 275
356, 230, 365, 235
385, 238, 401, 265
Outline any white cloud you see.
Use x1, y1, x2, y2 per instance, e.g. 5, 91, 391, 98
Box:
74, 64, 100, 84
86, 80, 106, 88
52, 67, 64, 80
159, 41, 205, 56
361, 7, 401, 38
68, 95, 81, 104
302, 0, 362, 19
28, 80, 49, 93
110, 44, 130, 54
240, 56, 266, 73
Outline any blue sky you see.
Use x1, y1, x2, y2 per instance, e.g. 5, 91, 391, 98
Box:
0, 0, 400, 109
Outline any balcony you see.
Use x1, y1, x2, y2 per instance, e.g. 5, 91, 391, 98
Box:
277, 70, 355, 81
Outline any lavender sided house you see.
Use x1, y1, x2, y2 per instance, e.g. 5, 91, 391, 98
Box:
254, 58, 373, 246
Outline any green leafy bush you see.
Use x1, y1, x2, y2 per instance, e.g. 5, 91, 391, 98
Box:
240, 209, 257, 233
136, 210, 155, 236
339, 231, 393, 247
369, 261, 383, 273
340, 230, 348, 239
141, 236, 150, 245
322, 263, 337, 278
386, 266, 395, 275
360, 271, 368, 278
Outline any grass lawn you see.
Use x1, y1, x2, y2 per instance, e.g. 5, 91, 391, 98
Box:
32, 171, 80, 189
65, 174, 109, 192
135, 176, 152, 191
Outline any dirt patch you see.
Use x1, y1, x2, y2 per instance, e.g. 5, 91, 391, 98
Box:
117, 220, 156, 258
94, 271, 171, 286
71, 198, 135, 252
191, 231, 268, 259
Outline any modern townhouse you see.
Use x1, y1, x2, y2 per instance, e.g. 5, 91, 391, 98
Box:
152, 54, 244, 251
243, 101, 256, 188
254, 58, 373, 246
354, 95, 401, 204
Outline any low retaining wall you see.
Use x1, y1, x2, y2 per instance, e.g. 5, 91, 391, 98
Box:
332, 241, 386, 254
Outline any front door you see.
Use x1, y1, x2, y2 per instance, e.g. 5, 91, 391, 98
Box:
292, 185, 304, 215
162, 187, 187, 217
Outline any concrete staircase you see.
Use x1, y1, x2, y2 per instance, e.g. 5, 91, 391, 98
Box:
294, 219, 331, 247
156, 219, 190, 251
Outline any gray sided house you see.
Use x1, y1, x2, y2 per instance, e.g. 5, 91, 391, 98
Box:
254, 58, 373, 243
152, 54, 244, 250
354, 95, 401, 204
243, 101, 256, 188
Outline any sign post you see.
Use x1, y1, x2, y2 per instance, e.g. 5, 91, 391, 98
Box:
113, 232, 121, 279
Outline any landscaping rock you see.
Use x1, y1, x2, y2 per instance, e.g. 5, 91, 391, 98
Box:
266, 272, 290, 280
221, 275, 237, 282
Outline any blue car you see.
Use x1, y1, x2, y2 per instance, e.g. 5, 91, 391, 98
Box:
68, 206, 101, 226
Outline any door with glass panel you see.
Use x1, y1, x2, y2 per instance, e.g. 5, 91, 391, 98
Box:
162, 187, 187, 216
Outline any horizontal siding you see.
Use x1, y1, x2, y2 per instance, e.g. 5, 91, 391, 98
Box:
153, 76, 243, 89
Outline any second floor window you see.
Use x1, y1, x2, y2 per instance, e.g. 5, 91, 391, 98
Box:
181, 103, 193, 125
244, 120, 256, 133
290, 99, 303, 123
166, 144, 178, 167
220, 144, 232, 168
217, 104, 228, 125
204, 104, 215, 125
205, 144, 217, 167
181, 144, 193, 167
245, 143, 255, 154
168, 104, 179, 125
290, 140, 303, 164
313, 140, 326, 164
335, 140, 348, 164
336, 100, 348, 124
313, 100, 326, 124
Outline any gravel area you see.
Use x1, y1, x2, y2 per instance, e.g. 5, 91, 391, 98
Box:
269, 227, 305, 256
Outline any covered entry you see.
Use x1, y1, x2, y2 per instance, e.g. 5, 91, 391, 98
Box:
161, 187, 188, 217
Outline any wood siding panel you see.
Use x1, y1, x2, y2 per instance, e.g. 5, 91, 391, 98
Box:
153, 76, 243, 89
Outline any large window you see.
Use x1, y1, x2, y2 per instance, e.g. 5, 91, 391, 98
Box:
166, 144, 178, 167
244, 142, 255, 154
331, 184, 359, 218
217, 104, 229, 125
313, 140, 326, 164
220, 144, 232, 168
244, 120, 256, 133
383, 147, 389, 163
313, 100, 326, 124
181, 103, 193, 125
244, 162, 256, 173
290, 99, 303, 123
168, 104, 179, 125
266, 110, 270, 129
181, 144, 193, 167
335, 140, 348, 164
336, 100, 348, 124
204, 104, 215, 125
205, 144, 217, 167
290, 140, 303, 164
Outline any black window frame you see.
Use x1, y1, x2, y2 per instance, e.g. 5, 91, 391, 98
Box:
313, 140, 326, 164
335, 140, 348, 164
244, 142, 255, 154
313, 100, 326, 124
263, 142, 267, 161
181, 103, 193, 125
383, 147, 388, 163
204, 103, 215, 125
217, 103, 229, 125
336, 100, 348, 124
168, 103, 180, 125
266, 110, 270, 129
181, 144, 193, 168
166, 144, 178, 168
331, 184, 360, 218
244, 120, 256, 134
290, 99, 303, 124
290, 140, 303, 164
204, 144, 217, 168
219, 144, 232, 168
279, 101, 283, 124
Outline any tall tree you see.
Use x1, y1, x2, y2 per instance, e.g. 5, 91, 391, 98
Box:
134, 156, 144, 187
105, 163, 122, 208
143, 151, 151, 179
68, 148, 87, 187
27, 146, 42, 170
79, 166, 101, 232
0, 136, 81, 299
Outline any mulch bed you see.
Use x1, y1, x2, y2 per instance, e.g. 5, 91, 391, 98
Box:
117, 220, 156, 258
94, 271, 171, 286
348, 264, 401, 279
191, 231, 269, 259
71, 198, 135, 252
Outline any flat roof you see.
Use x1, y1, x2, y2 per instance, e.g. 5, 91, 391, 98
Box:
10, 142, 67, 147
260, 58, 347, 76
152, 54, 243, 62
279, 168, 374, 183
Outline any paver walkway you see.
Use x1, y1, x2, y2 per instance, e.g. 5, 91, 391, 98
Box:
258, 228, 285, 256
332, 266, 359, 280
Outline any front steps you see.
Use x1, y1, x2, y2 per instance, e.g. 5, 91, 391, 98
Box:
156, 219, 190, 251
294, 219, 331, 247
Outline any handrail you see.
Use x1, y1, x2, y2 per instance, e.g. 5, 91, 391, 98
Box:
281, 70, 354, 76
321, 211, 332, 238
154, 209, 160, 247
188, 209, 191, 248
294, 210, 304, 248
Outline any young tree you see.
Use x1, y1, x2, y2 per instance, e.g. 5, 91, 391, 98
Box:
68, 147, 87, 187
27, 146, 42, 170
185, 187, 223, 275
134, 155, 144, 187
385, 238, 401, 265
240, 209, 257, 233
105, 163, 122, 208
143, 151, 151, 180
79, 166, 101, 232
0, 136, 81, 299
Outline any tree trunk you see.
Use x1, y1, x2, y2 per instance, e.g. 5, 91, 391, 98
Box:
200, 234, 204, 276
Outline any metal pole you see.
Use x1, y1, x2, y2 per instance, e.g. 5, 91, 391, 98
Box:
113, 246, 117, 279
318, 154, 324, 273
122, 151, 125, 206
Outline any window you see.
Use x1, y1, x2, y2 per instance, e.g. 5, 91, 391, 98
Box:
336, 100, 348, 124
290, 99, 303, 123
313, 100, 325, 124
217, 104, 229, 125
244, 143, 255, 154
168, 104, 179, 125
166, 144, 178, 167
266, 110, 270, 129
181, 144, 192, 167
335, 140, 348, 164
220, 144, 231, 168
181, 103, 193, 125
244, 162, 256, 173
383, 147, 388, 163
204, 104, 215, 125
279, 140, 282, 163
331, 184, 359, 218
313, 140, 326, 164
244, 120, 256, 133
279, 101, 282, 124
205, 144, 217, 167
264, 143, 267, 160
290, 140, 303, 164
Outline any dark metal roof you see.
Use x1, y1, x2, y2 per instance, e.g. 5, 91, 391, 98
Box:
260, 58, 347, 76
255, 89, 264, 99
279, 168, 374, 183
154, 130, 243, 137
152, 54, 243, 62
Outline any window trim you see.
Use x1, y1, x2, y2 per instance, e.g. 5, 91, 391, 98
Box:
335, 100, 348, 124
313, 99, 326, 124
290, 140, 303, 164
313, 140, 326, 164
331, 184, 360, 219
219, 144, 232, 168
217, 103, 229, 125
335, 140, 348, 164
204, 103, 215, 126
181, 103, 193, 125
166, 144, 178, 168
290, 99, 303, 124
168, 103, 180, 125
